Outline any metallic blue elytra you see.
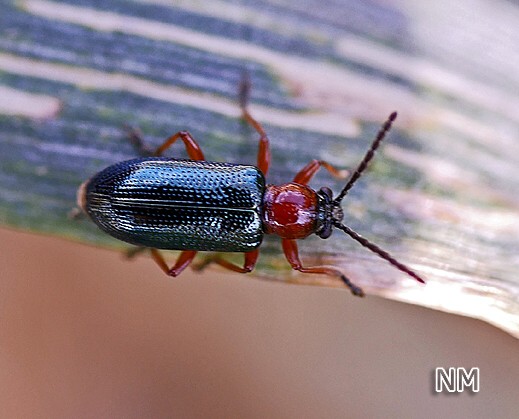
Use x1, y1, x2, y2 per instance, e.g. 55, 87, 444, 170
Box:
80, 158, 265, 252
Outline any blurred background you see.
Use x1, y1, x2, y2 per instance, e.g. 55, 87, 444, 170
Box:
1, 228, 518, 417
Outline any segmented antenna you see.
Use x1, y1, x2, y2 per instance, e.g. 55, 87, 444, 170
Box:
332, 221, 425, 284
334, 112, 397, 203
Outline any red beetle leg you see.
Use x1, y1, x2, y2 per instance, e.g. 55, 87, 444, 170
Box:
239, 74, 270, 176
150, 249, 197, 277
282, 239, 364, 297
194, 250, 259, 274
255, 129, 271, 177
125, 128, 205, 160
154, 131, 205, 160
243, 109, 270, 176
293, 160, 348, 185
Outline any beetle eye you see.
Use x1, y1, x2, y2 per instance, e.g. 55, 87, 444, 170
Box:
317, 223, 333, 239
318, 187, 333, 199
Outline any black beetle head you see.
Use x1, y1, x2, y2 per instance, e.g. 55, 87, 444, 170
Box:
316, 186, 343, 239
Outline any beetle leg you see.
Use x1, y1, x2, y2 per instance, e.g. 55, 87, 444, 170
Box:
245, 110, 270, 176
67, 207, 85, 220
282, 239, 365, 297
124, 125, 155, 156
194, 250, 259, 274
154, 131, 205, 160
239, 74, 271, 176
293, 160, 348, 185
150, 249, 197, 277
125, 246, 148, 259
124, 127, 205, 160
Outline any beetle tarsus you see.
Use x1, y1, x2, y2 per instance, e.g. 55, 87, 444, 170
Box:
68, 207, 84, 220
340, 275, 365, 297
123, 124, 155, 156
191, 257, 212, 272
125, 246, 147, 259
238, 70, 251, 111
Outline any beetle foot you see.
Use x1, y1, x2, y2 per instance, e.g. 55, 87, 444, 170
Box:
191, 257, 213, 272
340, 274, 365, 297
68, 207, 84, 220
125, 246, 148, 259
122, 124, 155, 156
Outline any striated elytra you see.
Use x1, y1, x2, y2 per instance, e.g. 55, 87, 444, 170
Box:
79, 159, 265, 252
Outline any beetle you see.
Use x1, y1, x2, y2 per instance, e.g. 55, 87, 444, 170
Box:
77, 81, 425, 296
